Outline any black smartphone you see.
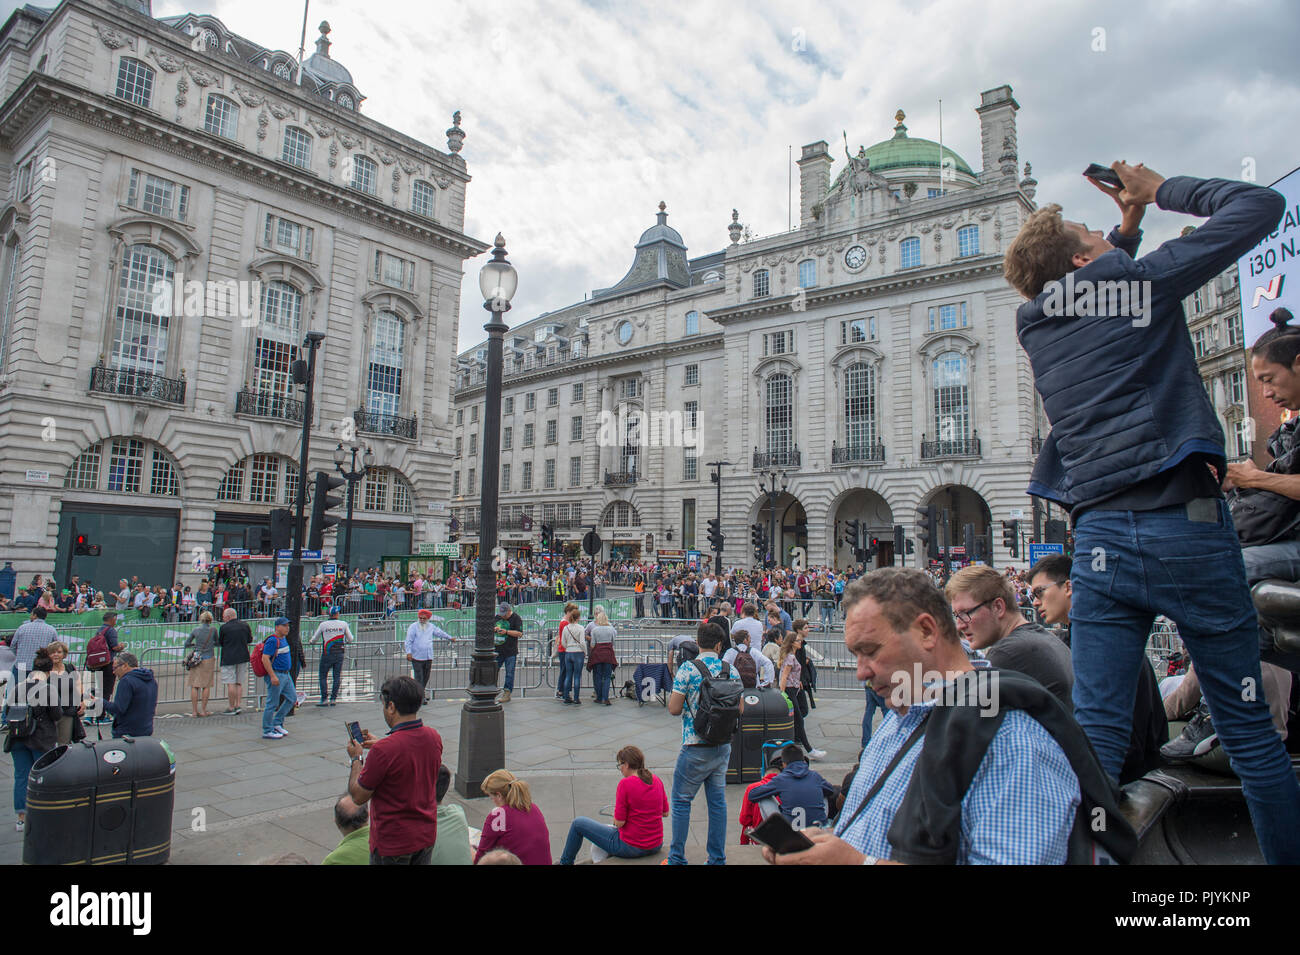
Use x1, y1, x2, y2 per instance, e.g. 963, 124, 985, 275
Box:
345, 721, 364, 744
1083, 163, 1123, 188
748, 812, 816, 854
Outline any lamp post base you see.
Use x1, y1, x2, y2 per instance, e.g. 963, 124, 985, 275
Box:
454, 692, 505, 798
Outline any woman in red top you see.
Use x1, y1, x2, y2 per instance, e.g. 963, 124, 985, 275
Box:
475, 770, 552, 865
557, 746, 667, 864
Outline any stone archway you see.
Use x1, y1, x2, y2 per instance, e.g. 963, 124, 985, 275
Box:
749, 491, 806, 567
832, 488, 894, 570
920, 484, 993, 566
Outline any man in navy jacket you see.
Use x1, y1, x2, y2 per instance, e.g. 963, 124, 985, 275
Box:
102, 652, 157, 738
747, 744, 836, 829
1004, 162, 1300, 863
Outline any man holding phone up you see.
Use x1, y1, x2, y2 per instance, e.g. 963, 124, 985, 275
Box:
1004, 161, 1300, 863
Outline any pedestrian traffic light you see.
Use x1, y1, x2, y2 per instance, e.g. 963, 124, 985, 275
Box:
309, 471, 346, 551
916, 505, 939, 560
751, 523, 765, 550
541, 524, 553, 551
72, 534, 101, 557
1001, 519, 1020, 558
269, 508, 294, 553
707, 518, 724, 552
844, 519, 861, 548
893, 524, 905, 561
964, 523, 976, 560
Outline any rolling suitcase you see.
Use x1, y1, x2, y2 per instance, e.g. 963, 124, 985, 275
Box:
727, 686, 795, 783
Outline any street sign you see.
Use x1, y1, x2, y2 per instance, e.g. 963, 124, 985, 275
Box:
277, 550, 322, 560
1028, 543, 1064, 564
222, 548, 249, 558
582, 530, 602, 556
1009, 508, 1025, 519
432, 543, 460, 558
322, 563, 337, 575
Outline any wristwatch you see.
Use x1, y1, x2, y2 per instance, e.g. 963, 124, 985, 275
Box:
861, 854, 878, 866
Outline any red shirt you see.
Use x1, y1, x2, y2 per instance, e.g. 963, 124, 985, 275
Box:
358, 720, 443, 856
614, 774, 668, 849
475, 804, 552, 865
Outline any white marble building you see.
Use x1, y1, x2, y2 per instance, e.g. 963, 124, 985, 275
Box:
453, 86, 1052, 570
0, 0, 484, 589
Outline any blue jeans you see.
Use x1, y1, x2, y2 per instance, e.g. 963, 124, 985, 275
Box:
1072, 500, 1300, 864
319, 652, 343, 703
10, 741, 39, 813
668, 743, 731, 865
262, 671, 295, 735
819, 600, 834, 629
593, 662, 614, 702
558, 653, 584, 701
861, 685, 884, 749
559, 816, 660, 865
497, 653, 517, 692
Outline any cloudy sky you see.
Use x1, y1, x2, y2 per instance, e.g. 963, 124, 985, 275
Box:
21, 0, 1300, 349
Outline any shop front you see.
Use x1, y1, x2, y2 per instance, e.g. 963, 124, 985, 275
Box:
609, 539, 641, 562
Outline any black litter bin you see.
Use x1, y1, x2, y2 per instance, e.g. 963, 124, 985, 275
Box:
727, 686, 794, 784
24, 736, 176, 865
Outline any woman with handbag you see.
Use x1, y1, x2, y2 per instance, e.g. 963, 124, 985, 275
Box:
777, 624, 826, 760
587, 607, 618, 706
6, 647, 84, 832
556, 603, 586, 705
183, 610, 218, 717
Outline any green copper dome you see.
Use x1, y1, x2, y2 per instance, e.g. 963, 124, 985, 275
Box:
833, 110, 975, 193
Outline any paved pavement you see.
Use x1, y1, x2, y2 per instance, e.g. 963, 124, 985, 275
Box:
0, 688, 872, 865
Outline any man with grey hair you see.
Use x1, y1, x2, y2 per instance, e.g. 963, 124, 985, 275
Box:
762, 568, 1131, 866
322, 794, 370, 865
99, 651, 157, 739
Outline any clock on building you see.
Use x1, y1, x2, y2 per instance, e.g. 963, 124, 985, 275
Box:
845, 245, 867, 270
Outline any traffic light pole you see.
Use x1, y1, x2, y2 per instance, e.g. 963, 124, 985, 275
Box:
62, 517, 77, 592
287, 332, 325, 670
707, 460, 731, 576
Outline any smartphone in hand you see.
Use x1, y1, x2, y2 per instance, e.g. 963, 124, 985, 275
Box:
346, 721, 364, 745
1083, 163, 1123, 188
747, 812, 816, 855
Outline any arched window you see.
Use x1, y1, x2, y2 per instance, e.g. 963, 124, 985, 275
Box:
114, 58, 154, 107
282, 126, 312, 168
215, 453, 299, 504
685, 310, 699, 335
64, 438, 180, 497
900, 237, 921, 269
351, 154, 377, 194
844, 362, 876, 450
601, 501, 641, 528
111, 244, 174, 376
766, 373, 792, 457
411, 180, 435, 219
957, 225, 979, 258
753, 269, 770, 298
254, 280, 303, 397
0, 239, 19, 374
367, 310, 405, 416
798, 258, 817, 288
932, 352, 970, 444
203, 93, 239, 139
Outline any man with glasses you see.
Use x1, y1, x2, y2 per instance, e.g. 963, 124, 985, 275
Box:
946, 566, 1073, 709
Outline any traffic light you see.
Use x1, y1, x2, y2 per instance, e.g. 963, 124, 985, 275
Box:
865, 536, 879, 561
269, 508, 294, 553
707, 518, 724, 552
751, 523, 765, 550
309, 471, 346, 551
72, 534, 101, 557
245, 525, 272, 554
916, 505, 939, 560
1001, 519, 1020, 559
541, 524, 553, 551
893, 524, 905, 562
448, 516, 461, 543
1045, 518, 1067, 545
844, 519, 861, 548
964, 523, 976, 560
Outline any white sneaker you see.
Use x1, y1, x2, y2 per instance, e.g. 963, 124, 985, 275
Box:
273, 727, 288, 737
807, 748, 827, 761
590, 844, 610, 864
262, 732, 282, 740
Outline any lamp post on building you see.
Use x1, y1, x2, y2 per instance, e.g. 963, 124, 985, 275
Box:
332, 442, 374, 579
456, 233, 516, 799
758, 469, 788, 570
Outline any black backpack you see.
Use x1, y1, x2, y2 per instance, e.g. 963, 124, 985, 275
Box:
674, 640, 700, 670
689, 659, 742, 744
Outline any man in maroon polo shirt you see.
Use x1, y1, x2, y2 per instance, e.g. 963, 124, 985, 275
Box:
346, 675, 443, 864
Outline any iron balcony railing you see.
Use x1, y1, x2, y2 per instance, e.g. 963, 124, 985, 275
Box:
604, 470, 639, 486
752, 446, 801, 470
89, 363, 185, 404
831, 442, 885, 465
920, 433, 981, 459
354, 408, 418, 440
236, 388, 304, 422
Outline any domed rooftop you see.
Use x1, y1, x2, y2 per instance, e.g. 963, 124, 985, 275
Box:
636, 201, 686, 249
303, 20, 353, 87
833, 110, 975, 193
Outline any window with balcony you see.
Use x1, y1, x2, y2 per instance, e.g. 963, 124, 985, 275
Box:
127, 170, 190, 222
684, 364, 699, 386
114, 58, 154, 108
956, 225, 980, 258
264, 214, 314, 259
798, 259, 817, 288
254, 280, 303, 397
351, 154, 378, 195
203, 93, 239, 139
110, 243, 174, 379
686, 310, 700, 335
844, 362, 878, 452
366, 310, 405, 417
753, 269, 770, 298
282, 126, 312, 169
900, 237, 921, 269
933, 352, 970, 444
522, 461, 533, 490
927, 302, 968, 332
411, 180, 435, 219
766, 373, 792, 459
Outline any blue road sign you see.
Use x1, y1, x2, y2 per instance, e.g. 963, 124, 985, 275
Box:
1028, 543, 1064, 564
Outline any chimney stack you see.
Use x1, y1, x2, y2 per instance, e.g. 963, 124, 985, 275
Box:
797, 141, 832, 228
975, 85, 1019, 183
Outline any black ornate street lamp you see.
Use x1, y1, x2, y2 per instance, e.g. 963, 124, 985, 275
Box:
332, 441, 375, 579
456, 233, 517, 798
758, 469, 788, 569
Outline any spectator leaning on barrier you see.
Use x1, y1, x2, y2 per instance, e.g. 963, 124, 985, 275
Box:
764, 568, 1134, 866
322, 795, 370, 866
99, 652, 157, 740
347, 675, 444, 865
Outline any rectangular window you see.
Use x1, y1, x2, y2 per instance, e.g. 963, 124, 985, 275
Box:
352, 155, 378, 195
16, 160, 32, 201
456, 409, 464, 425
569, 456, 582, 487
248, 454, 280, 504
570, 416, 582, 441
572, 383, 584, 402
682, 499, 696, 550
544, 459, 556, 489
522, 461, 533, 490
1226, 313, 1243, 347
957, 225, 980, 258
927, 188, 943, 198
128, 169, 190, 222
1192, 327, 1210, 359
453, 471, 460, 496
1235, 420, 1252, 458
282, 127, 312, 169
263, 214, 314, 259
502, 426, 513, 450
753, 270, 770, 298
1229, 369, 1245, 405
798, 259, 817, 288
411, 181, 435, 219
504, 396, 514, 415
928, 302, 968, 332
471, 406, 479, 422
501, 463, 510, 493
523, 423, 535, 447
545, 420, 557, 445
469, 433, 478, 456
525, 392, 536, 411
685, 310, 700, 335
763, 330, 794, 356
454, 436, 462, 457
841, 317, 876, 344
620, 379, 641, 399
684, 447, 698, 482
900, 238, 921, 269
547, 387, 559, 407
374, 251, 415, 290
203, 94, 239, 138
114, 58, 154, 107
684, 400, 698, 431
1192, 289, 1205, 314
684, 364, 699, 386
468, 468, 476, 493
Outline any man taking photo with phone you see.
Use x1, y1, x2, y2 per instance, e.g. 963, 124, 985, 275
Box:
1004, 160, 1300, 863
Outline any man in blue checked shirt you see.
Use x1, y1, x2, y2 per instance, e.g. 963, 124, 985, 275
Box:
763, 569, 1082, 865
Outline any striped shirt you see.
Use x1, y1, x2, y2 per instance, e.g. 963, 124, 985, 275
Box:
835, 695, 1080, 864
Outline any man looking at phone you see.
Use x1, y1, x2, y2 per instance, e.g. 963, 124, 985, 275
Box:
346, 675, 444, 865
1004, 161, 1300, 862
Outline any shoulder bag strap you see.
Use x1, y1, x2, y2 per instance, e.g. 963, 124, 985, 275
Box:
839, 711, 932, 836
